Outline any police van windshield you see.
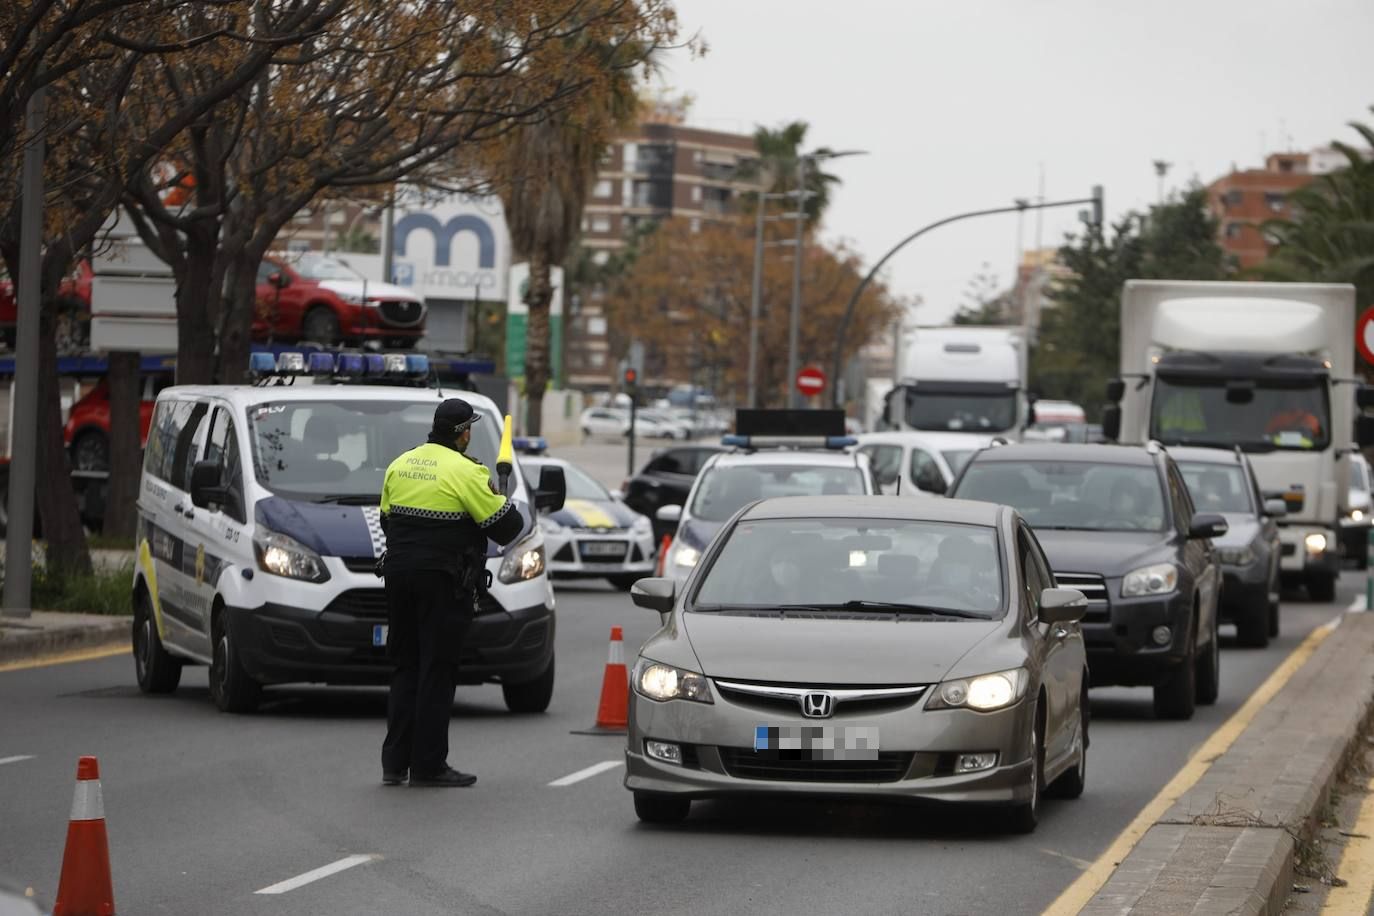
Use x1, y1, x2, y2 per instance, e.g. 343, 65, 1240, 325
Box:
247, 399, 501, 503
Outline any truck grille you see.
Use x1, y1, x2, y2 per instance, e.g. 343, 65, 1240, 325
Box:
718, 748, 913, 783
379, 300, 424, 327
1054, 572, 1110, 622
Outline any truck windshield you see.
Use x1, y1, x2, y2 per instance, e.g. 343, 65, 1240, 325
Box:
906, 391, 1017, 432
247, 399, 501, 502
1150, 378, 1331, 452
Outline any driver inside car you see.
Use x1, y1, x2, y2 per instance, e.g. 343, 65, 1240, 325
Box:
926, 534, 998, 610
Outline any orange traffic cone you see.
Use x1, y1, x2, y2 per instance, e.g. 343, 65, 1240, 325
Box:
572, 627, 629, 735
654, 535, 672, 577
53, 756, 115, 916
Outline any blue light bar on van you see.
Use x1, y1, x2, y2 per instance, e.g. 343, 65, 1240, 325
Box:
364, 354, 386, 376
513, 436, 547, 454
335, 353, 365, 376
722, 434, 857, 450
405, 354, 429, 376
249, 353, 277, 377
307, 353, 334, 375
383, 354, 408, 375
276, 352, 306, 374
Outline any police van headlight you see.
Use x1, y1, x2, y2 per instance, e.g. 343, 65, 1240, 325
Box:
253, 531, 330, 583
499, 534, 546, 584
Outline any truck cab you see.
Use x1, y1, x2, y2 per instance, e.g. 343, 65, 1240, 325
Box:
1103, 281, 1374, 602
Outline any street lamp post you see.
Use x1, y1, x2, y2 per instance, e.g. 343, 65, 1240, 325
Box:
786, 149, 867, 409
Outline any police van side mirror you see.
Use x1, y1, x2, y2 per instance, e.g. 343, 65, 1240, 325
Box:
189, 459, 225, 510
1101, 405, 1122, 443
534, 465, 566, 513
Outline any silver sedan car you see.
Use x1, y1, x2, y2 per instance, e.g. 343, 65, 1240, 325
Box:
624, 495, 1089, 833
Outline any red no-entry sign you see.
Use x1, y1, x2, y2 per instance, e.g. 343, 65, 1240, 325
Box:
796, 365, 826, 397
1359, 307, 1374, 366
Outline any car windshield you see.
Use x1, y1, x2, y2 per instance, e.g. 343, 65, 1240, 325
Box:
694, 517, 1003, 617
1178, 462, 1253, 514
293, 253, 363, 281
553, 462, 609, 501
689, 464, 866, 522
942, 449, 974, 473
955, 460, 1167, 532
1150, 377, 1331, 452
247, 398, 501, 502
906, 391, 1017, 432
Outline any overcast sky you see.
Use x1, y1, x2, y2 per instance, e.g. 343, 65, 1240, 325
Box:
656, 0, 1374, 324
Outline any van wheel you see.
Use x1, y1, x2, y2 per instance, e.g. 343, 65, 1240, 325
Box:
1153, 623, 1197, 720
634, 792, 691, 823
210, 611, 261, 713
502, 655, 554, 713
302, 306, 341, 346
133, 592, 181, 694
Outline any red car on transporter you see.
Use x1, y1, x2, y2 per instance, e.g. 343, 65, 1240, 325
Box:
0, 261, 95, 348
255, 252, 427, 348
63, 375, 171, 471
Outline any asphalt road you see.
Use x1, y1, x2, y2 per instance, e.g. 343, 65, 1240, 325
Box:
0, 570, 1361, 916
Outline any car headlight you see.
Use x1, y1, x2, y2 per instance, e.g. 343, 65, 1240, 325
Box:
1121, 562, 1178, 598
632, 515, 652, 535
336, 291, 365, 305
672, 544, 700, 569
498, 534, 545, 583
634, 659, 713, 703
539, 516, 564, 535
926, 668, 1029, 712
1305, 532, 1329, 554
253, 531, 329, 583
1216, 544, 1256, 566
1351, 508, 1366, 522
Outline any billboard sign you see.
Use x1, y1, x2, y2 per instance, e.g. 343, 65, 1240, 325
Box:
390, 192, 510, 302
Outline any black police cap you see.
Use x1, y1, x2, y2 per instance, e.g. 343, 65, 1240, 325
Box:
433, 398, 481, 434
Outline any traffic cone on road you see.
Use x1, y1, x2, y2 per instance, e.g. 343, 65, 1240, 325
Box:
572, 627, 629, 735
53, 756, 115, 916
654, 535, 672, 577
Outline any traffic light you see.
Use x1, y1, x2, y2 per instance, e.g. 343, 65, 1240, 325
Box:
623, 367, 637, 389
1091, 185, 1104, 229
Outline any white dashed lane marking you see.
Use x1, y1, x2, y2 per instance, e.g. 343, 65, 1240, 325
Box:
0, 755, 35, 767
254, 855, 378, 895
548, 760, 623, 787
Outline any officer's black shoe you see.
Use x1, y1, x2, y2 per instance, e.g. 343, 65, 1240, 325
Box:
409, 766, 477, 788
382, 770, 408, 786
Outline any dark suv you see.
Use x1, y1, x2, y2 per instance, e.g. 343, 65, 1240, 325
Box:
950, 442, 1227, 720
622, 445, 725, 542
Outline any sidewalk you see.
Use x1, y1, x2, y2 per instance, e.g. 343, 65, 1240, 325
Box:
0, 610, 129, 668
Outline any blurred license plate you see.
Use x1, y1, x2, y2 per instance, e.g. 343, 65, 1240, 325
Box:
372, 625, 388, 647
753, 725, 880, 760
580, 540, 628, 558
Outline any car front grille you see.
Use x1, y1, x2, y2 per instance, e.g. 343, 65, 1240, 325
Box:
1281, 543, 1297, 557
1055, 572, 1110, 622
379, 300, 425, 327
341, 556, 380, 574
718, 748, 914, 783
713, 681, 926, 716
325, 588, 389, 621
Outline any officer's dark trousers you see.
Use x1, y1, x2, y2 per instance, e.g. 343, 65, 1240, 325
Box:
381, 570, 472, 777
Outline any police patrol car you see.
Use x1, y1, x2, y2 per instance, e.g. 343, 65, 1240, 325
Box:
657, 410, 878, 581
130, 351, 566, 714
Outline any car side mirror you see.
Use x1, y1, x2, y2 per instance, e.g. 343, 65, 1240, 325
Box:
1358, 415, 1374, 449
1189, 512, 1229, 540
1262, 498, 1288, 518
609, 489, 625, 501
1105, 378, 1126, 403
268, 271, 289, 289
534, 466, 566, 513
655, 504, 682, 523
631, 577, 676, 614
1039, 587, 1086, 624
1266, 488, 1305, 514
1101, 405, 1122, 442
189, 459, 225, 510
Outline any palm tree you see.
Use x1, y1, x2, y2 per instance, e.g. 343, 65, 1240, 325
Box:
496, 47, 643, 435
1253, 113, 1374, 310
736, 121, 841, 225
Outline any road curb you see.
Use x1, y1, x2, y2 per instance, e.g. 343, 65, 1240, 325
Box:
0, 611, 130, 668
1079, 613, 1374, 915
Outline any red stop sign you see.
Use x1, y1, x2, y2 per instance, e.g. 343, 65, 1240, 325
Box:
796, 365, 826, 396
1358, 307, 1374, 366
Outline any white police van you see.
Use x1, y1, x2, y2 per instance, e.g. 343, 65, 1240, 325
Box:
131, 351, 565, 713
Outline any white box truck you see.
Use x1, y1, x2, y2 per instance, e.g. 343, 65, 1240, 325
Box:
869, 326, 1032, 445
1103, 280, 1374, 601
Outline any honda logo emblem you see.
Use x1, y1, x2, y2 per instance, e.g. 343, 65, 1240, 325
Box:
800, 692, 834, 718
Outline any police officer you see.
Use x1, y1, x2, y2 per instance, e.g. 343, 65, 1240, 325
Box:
379, 398, 523, 787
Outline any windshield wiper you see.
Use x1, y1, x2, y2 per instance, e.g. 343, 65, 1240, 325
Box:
835, 600, 991, 619
312, 494, 380, 505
